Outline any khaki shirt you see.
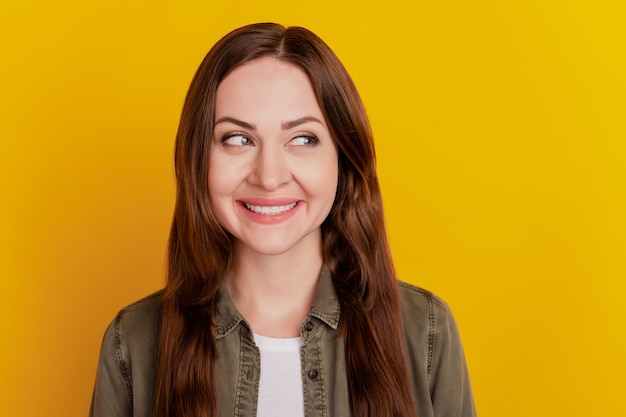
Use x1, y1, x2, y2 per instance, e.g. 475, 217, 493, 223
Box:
90, 268, 476, 417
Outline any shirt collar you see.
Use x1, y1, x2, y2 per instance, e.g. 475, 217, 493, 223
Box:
214, 264, 340, 339
307, 264, 341, 329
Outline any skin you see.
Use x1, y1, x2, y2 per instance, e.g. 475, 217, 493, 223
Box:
209, 57, 339, 337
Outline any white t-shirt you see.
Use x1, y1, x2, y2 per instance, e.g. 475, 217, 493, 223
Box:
254, 333, 304, 417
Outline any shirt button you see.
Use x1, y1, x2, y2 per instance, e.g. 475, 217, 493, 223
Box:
304, 321, 314, 331
308, 369, 319, 380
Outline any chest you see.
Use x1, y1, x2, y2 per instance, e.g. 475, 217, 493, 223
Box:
214, 322, 350, 417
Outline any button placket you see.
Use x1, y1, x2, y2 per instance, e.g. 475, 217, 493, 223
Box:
301, 323, 326, 417
234, 325, 260, 417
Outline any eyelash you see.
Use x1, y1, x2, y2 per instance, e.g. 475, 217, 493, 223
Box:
290, 135, 319, 146
221, 133, 252, 147
219, 133, 319, 147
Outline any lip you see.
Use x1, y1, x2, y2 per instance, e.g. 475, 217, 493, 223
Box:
236, 198, 303, 224
238, 197, 300, 206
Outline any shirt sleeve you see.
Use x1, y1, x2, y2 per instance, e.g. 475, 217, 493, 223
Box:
429, 298, 477, 417
89, 317, 133, 417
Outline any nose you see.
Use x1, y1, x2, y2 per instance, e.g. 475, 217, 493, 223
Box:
248, 145, 291, 191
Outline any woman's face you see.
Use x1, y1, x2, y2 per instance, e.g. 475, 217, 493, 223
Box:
209, 57, 339, 257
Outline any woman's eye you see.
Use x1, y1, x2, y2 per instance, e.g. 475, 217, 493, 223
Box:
290, 135, 318, 146
222, 134, 252, 147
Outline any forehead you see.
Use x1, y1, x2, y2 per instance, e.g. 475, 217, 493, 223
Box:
214, 57, 323, 120
219, 56, 309, 89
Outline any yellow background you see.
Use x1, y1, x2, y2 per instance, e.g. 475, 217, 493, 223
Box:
1, 1, 624, 416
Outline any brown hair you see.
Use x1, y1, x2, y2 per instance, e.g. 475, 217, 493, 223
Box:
156, 23, 418, 417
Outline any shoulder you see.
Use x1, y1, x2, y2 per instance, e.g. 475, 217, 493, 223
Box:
397, 281, 460, 374
92, 292, 163, 416
100, 291, 163, 363
398, 280, 454, 326
108, 292, 163, 377
397, 281, 477, 415
110, 291, 163, 346
115, 291, 163, 327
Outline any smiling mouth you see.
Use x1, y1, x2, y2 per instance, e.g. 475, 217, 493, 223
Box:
243, 202, 298, 215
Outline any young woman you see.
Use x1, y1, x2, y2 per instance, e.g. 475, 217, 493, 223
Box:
90, 23, 476, 417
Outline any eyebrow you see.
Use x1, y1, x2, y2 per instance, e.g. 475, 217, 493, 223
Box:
214, 116, 324, 130
281, 116, 325, 130
214, 117, 255, 130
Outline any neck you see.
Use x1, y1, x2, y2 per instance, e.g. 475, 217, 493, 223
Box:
227, 234, 324, 337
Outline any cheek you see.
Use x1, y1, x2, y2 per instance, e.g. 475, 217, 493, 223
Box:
309, 156, 339, 205
207, 164, 221, 200
207, 163, 236, 232
207, 157, 236, 218
208, 154, 237, 196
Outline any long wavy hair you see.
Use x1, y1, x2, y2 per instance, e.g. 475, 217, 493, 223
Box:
156, 22, 418, 417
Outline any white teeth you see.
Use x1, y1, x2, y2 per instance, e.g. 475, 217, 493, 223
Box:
244, 202, 297, 215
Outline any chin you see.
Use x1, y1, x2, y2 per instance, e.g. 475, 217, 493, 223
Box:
234, 229, 322, 258
246, 241, 300, 257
